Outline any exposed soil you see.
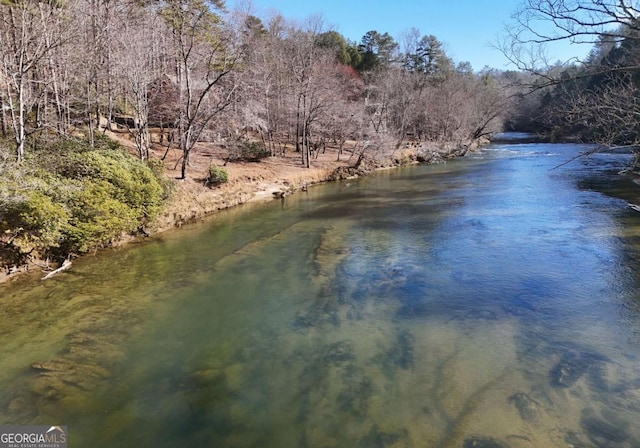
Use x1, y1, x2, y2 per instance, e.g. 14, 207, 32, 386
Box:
149, 137, 374, 232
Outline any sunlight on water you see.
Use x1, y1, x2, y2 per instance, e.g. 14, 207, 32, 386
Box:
2, 140, 640, 447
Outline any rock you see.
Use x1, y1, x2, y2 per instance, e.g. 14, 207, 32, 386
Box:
337, 372, 372, 419
358, 424, 407, 448
549, 352, 590, 388
384, 329, 415, 370
31, 358, 75, 373
323, 341, 355, 364
581, 415, 629, 446
463, 436, 508, 448
31, 358, 110, 393
508, 392, 541, 423
564, 431, 590, 448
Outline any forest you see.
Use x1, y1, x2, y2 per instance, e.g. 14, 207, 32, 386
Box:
502, 1, 640, 152
1, 0, 639, 273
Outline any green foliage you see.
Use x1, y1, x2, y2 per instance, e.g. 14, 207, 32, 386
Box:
54, 150, 165, 218
316, 31, 352, 66
0, 189, 69, 257
207, 165, 228, 186
0, 135, 169, 267
60, 180, 139, 253
227, 139, 270, 162
356, 30, 398, 72
146, 158, 174, 199
159, 0, 223, 40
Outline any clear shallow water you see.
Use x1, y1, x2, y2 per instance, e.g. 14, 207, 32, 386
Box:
2, 141, 640, 447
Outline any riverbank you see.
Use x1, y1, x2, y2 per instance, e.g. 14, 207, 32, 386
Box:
0, 135, 480, 284
149, 136, 481, 231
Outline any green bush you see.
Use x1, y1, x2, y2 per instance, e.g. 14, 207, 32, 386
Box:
207, 165, 228, 186
0, 135, 170, 266
0, 189, 69, 260
60, 180, 139, 252
227, 140, 270, 162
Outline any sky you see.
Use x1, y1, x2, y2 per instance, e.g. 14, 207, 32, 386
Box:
230, 0, 593, 71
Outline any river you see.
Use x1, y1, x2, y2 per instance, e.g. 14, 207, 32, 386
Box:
2, 136, 640, 447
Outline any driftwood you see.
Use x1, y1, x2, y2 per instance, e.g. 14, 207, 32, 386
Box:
41, 259, 72, 280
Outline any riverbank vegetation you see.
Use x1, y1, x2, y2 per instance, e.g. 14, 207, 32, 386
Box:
0, 0, 511, 275
0, 134, 169, 272
502, 1, 640, 160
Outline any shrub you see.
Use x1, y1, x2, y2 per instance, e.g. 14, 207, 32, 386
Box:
53, 149, 166, 219
0, 135, 170, 266
0, 189, 69, 262
240, 141, 270, 161
227, 139, 270, 162
207, 165, 228, 187
60, 180, 139, 253
146, 158, 174, 200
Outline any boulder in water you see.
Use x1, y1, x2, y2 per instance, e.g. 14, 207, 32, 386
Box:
508, 392, 541, 423
549, 352, 590, 388
581, 414, 630, 446
463, 437, 508, 448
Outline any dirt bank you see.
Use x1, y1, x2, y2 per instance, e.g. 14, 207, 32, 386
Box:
0, 136, 478, 284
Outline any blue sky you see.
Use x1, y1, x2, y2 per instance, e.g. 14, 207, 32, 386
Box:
231, 0, 593, 71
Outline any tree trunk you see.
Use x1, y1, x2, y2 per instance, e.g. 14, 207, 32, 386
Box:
0, 92, 7, 138
16, 76, 26, 161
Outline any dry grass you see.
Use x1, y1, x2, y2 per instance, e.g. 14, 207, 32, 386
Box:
137, 136, 385, 231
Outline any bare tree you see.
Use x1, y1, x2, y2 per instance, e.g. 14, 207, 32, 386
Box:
0, 0, 70, 160
159, 0, 239, 179
501, 1, 640, 151
501, 0, 640, 79
115, 7, 165, 160
544, 74, 640, 145
73, 0, 120, 146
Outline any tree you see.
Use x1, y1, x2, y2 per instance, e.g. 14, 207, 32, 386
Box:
284, 25, 336, 168
75, 0, 121, 146
315, 31, 352, 66
226, 11, 288, 156
115, 7, 164, 160
502, 0, 640, 148
357, 30, 398, 72
411, 34, 453, 77
0, 0, 70, 160
502, 0, 640, 78
159, 0, 238, 179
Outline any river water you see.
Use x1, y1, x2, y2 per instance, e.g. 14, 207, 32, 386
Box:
2, 137, 640, 447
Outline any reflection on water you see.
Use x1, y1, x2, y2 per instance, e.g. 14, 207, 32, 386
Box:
2, 141, 640, 447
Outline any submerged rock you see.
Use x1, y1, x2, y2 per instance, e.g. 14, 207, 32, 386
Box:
323, 341, 355, 365
358, 424, 408, 448
293, 303, 340, 329
463, 436, 508, 448
31, 359, 75, 373
384, 329, 415, 371
581, 414, 630, 447
508, 392, 541, 423
564, 431, 590, 448
29, 358, 110, 395
549, 351, 598, 388
337, 371, 372, 419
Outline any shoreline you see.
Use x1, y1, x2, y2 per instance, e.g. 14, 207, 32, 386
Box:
0, 140, 479, 285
